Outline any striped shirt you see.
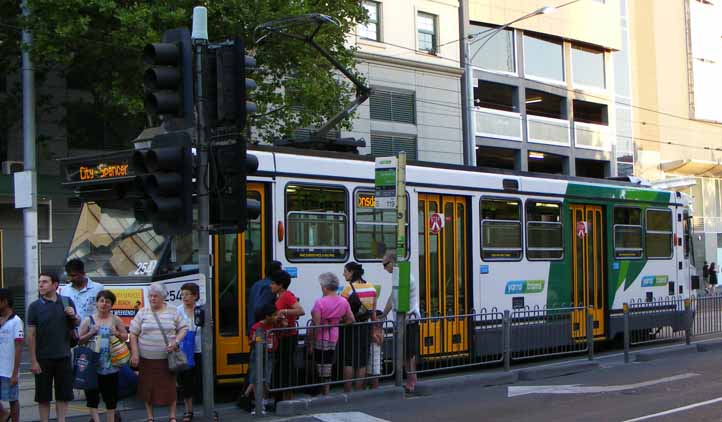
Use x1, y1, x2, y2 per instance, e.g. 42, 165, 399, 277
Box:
341, 281, 378, 310
130, 306, 188, 360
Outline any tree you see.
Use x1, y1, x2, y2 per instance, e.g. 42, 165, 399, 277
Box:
0, 0, 369, 146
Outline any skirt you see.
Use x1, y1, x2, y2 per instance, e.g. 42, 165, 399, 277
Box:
138, 358, 176, 405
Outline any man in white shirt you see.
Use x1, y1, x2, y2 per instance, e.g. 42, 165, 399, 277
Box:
381, 250, 420, 394
61, 258, 104, 322
0, 288, 23, 422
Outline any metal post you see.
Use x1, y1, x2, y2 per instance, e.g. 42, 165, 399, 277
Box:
623, 303, 630, 364
254, 328, 265, 416
461, 31, 476, 166
21, 0, 39, 313
684, 299, 692, 345
194, 32, 215, 420
503, 310, 511, 371
395, 151, 407, 387
586, 306, 594, 361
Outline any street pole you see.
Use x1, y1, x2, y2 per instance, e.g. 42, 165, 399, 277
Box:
192, 7, 214, 421
394, 152, 407, 387
21, 0, 39, 312
461, 24, 476, 167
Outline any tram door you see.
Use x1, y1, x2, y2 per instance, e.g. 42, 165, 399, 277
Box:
570, 204, 605, 339
418, 194, 469, 356
213, 183, 268, 382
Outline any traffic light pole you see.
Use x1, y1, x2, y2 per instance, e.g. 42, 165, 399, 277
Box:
194, 38, 215, 420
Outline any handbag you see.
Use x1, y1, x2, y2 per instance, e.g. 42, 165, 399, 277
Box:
179, 329, 196, 369
349, 283, 372, 322
117, 364, 138, 399
152, 310, 189, 373
110, 335, 131, 367
73, 345, 99, 390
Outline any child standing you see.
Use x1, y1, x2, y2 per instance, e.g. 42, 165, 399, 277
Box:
244, 304, 278, 414
367, 311, 384, 389
0, 288, 22, 422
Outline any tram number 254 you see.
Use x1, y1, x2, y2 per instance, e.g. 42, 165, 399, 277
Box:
133, 260, 158, 276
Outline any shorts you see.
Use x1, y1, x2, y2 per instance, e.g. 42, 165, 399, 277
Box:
313, 348, 336, 379
86, 372, 119, 410
35, 357, 74, 403
367, 343, 382, 376
340, 324, 370, 368
405, 321, 420, 360
0, 377, 18, 402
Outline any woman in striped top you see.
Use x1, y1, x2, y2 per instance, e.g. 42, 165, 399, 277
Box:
339, 262, 377, 392
130, 282, 188, 422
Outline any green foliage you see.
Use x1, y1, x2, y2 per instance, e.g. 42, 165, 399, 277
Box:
0, 0, 368, 144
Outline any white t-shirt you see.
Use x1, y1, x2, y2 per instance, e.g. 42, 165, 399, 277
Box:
387, 274, 421, 319
176, 304, 202, 353
0, 315, 24, 378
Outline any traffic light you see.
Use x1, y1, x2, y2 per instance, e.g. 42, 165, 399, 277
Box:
143, 28, 193, 130
133, 132, 193, 235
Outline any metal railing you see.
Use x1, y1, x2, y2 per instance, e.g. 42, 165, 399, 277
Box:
691, 294, 722, 336
510, 305, 592, 361
627, 296, 689, 346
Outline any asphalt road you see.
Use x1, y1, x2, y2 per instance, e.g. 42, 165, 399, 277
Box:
290, 347, 722, 422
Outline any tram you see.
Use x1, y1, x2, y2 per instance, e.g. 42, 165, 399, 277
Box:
65, 147, 694, 383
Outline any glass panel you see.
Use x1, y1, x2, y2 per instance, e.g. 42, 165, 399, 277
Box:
575, 209, 584, 307
419, 200, 427, 315
429, 201, 440, 315
684, 210, 690, 258
481, 199, 520, 220
526, 89, 566, 119
572, 45, 606, 88
469, 23, 515, 73
444, 202, 454, 315
286, 185, 348, 261
614, 207, 641, 225
587, 210, 595, 310
523, 34, 564, 81
354, 191, 406, 260
359, 1, 379, 40
614, 226, 643, 258
595, 211, 603, 309
527, 201, 563, 259
613, 29, 630, 97
417, 13, 436, 53
473, 81, 518, 112
647, 210, 672, 231
457, 203, 466, 314
646, 234, 672, 258
481, 198, 521, 260
218, 235, 239, 337
244, 191, 263, 324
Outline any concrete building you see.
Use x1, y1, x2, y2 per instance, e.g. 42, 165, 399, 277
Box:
463, 0, 623, 177
346, 0, 465, 165
627, 0, 722, 266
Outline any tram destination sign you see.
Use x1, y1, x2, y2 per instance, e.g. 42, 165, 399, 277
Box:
61, 150, 135, 187
374, 156, 397, 209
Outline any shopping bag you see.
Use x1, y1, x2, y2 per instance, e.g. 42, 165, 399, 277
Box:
117, 364, 138, 399
110, 336, 131, 367
180, 330, 196, 369
73, 346, 99, 390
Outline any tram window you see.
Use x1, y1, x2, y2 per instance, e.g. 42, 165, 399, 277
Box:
285, 184, 348, 261
353, 190, 408, 260
683, 210, 690, 259
526, 201, 563, 260
481, 198, 522, 260
613, 206, 643, 259
646, 209, 673, 259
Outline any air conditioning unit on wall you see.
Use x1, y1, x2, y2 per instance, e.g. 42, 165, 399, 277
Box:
1, 161, 23, 175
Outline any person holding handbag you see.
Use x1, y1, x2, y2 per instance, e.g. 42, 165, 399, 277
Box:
78, 290, 128, 422
339, 262, 377, 392
176, 283, 202, 422
129, 282, 188, 422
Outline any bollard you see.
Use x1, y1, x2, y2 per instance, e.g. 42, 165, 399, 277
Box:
586, 306, 594, 361
684, 298, 691, 345
395, 316, 405, 387
623, 303, 630, 364
503, 310, 511, 372
254, 327, 265, 417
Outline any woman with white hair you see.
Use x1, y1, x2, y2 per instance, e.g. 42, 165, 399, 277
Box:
130, 282, 188, 422
311, 272, 355, 395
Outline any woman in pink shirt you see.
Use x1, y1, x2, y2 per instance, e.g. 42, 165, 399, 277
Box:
311, 272, 354, 395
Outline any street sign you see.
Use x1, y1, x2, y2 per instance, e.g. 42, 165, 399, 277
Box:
429, 212, 444, 235
375, 156, 397, 209
576, 221, 587, 239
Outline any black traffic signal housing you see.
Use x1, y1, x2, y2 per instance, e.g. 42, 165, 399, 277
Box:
133, 132, 193, 235
143, 28, 194, 131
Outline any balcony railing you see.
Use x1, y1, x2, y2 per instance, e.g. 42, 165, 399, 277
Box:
475, 108, 522, 141
527, 114, 570, 146
574, 121, 612, 151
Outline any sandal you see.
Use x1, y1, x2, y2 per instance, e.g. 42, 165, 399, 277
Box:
182, 412, 194, 422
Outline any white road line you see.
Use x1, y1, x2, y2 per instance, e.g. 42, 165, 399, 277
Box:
620, 395, 722, 422
508, 373, 699, 397
313, 412, 391, 422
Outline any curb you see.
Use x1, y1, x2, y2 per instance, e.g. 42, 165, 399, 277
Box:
696, 340, 722, 352
415, 371, 517, 396
517, 361, 599, 381
635, 344, 698, 362
275, 386, 404, 417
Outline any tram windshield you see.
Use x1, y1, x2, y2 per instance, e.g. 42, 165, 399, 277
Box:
66, 203, 195, 278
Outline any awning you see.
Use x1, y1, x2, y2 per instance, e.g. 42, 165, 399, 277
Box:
659, 159, 722, 176
649, 176, 698, 190
0, 174, 72, 198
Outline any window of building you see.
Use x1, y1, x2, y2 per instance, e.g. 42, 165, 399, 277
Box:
469, 23, 515, 73
523, 34, 564, 82
526, 201, 562, 260
359, 1, 380, 41
525, 89, 566, 119
370, 133, 417, 161
481, 198, 522, 260
417, 12, 437, 54
474, 81, 518, 112
370, 88, 416, 124
572, 44, 606, 89
285, 184, 348, 261
573, 100, 608, 125
646, 209, 673, 259
354, 190, 408, 261
614, 206, 643, 259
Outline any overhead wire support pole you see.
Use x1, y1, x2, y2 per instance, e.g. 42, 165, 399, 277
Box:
192, 6, 215, 421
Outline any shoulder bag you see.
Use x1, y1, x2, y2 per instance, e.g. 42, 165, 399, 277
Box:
60, 295, 79, 348
152, 310, 188, 373
348, 283, 372, 322
110, 316, 131, 367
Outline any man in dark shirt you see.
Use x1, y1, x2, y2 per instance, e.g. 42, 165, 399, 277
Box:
246, 261, 282, 332
27, 271, 79, 422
